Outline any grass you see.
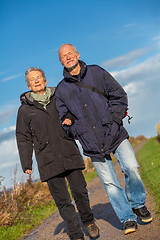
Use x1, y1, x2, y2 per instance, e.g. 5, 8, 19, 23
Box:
136, 137, 160, 215
84, 169, 97, 182
0, 201, 58, 240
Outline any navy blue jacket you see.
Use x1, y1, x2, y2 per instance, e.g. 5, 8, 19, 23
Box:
55, 61, 129, 157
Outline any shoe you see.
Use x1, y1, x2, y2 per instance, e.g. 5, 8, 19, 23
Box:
132, 206, 152, 223
124, 221, 137, 235
73, 237, 84, 240
85, 222, 99, 238
71, 235, 84, 240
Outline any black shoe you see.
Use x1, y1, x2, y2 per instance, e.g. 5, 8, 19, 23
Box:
124, 221, 137, 235
72, 237, 84, 240
132, 206, 152, 223
85, 222, 99, 238
71, 235, 84, 240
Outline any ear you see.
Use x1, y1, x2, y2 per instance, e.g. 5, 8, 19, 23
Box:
27, 84, 32, 91
45, 80, 47, 86
77, 52, 80, 60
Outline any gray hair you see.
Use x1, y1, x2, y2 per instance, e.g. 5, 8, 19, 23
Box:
58, 43, 79, 62
25, 67, 46, 84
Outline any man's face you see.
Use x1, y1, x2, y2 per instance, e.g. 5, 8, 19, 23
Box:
59, 45, 80, 70
27, 71, 47, 94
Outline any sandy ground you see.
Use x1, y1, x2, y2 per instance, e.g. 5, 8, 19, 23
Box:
21, 142, 160, 240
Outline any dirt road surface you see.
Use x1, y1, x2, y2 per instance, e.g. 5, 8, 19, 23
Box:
21, 142, 160, 240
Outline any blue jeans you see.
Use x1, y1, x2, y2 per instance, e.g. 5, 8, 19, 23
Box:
91, 139, 146, 223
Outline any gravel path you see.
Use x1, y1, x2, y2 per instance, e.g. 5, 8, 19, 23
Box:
21, 141, 160, 240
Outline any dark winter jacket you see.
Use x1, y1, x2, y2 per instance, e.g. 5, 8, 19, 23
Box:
16, 87, 85, 182
55, 61, 129, 157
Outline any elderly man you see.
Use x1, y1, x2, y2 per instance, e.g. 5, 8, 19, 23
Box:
16, 67, 99, 240
55, 43, 152, 235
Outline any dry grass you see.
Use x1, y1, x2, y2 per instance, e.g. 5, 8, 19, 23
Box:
0, 177, 52, 227
156, 123, 160, 142
83, 157, 95, 173
129, 135, 147, 147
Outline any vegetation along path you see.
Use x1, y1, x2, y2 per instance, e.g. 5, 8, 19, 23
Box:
21, 141, 160, 240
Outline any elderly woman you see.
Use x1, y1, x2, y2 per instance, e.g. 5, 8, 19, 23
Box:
16, 67, 99, 240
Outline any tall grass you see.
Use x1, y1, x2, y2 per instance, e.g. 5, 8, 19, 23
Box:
0, 178, 57, 240
137, 137, 160, 215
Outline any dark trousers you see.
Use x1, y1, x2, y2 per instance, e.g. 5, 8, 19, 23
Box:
47, 169, 94, 240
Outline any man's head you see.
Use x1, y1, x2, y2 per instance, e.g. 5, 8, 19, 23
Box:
58, 43, 80, 71
25, 67, 47, 95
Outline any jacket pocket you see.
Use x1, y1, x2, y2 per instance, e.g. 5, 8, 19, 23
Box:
38, 140, 49, 154
101, 115, 113, 146
101, 112, 113, 125
36, 142, 53, 167
73, 122, 96, 153
76, 125, 89, 146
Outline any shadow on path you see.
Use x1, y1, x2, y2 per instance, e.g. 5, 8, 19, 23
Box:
54, 221, 67, 235
53, 202, 122, 238
92, 203, 122, 230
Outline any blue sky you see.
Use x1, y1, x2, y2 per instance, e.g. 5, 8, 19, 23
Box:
0, 0, 160, 188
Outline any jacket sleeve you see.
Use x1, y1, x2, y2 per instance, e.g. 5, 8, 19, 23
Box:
16, 106, 33, 172
103, 69, 128, 124
61, 111, 75, 125
55, 89, 74, 132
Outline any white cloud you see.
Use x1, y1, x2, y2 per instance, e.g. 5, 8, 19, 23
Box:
153, 34, 160, 49
153, 34, 160, 41
46, 47, 59, 53
0, 71, 6, 76
102, 48, 151, 70
124, 23, 137, 28
0, 137, 24, 189
0, 125, 16, 143
110, 53, 160, 84
0, 137, 18, 170
1, 125, 16, 132
0, 106, 17, 127
1, 73, 22, 82
123, 81, 144, 96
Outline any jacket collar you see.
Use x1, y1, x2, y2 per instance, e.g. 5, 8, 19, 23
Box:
63, 60, 87, 82
20, 87, 56, 105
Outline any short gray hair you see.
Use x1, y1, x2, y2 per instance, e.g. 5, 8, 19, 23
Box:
58, 43, 79, 62
25, 67, 46, 84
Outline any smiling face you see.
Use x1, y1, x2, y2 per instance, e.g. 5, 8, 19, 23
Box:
27, 70, 47, 95
59, 44, 80, 74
